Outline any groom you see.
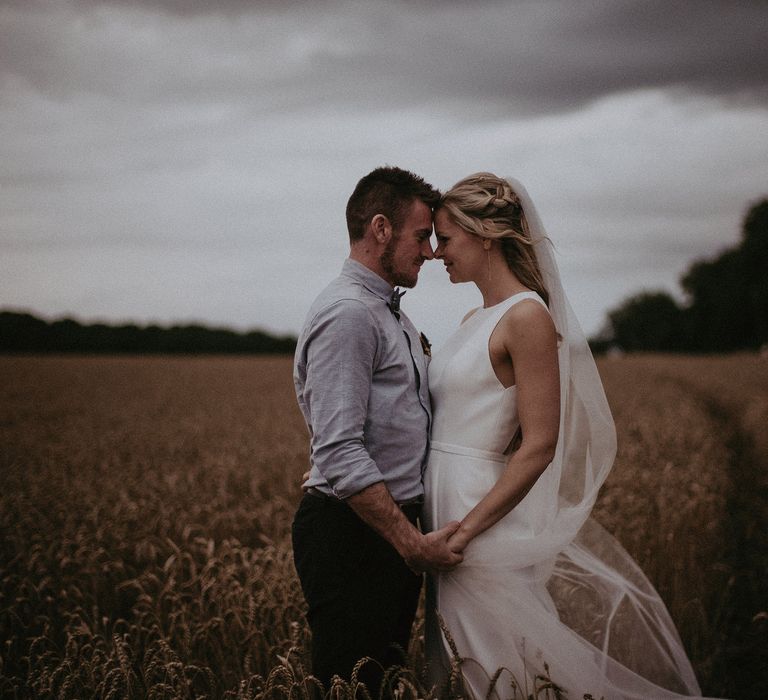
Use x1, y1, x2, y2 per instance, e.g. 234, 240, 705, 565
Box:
292, 166, 463, 694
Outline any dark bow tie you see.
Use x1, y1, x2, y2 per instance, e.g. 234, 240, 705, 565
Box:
388, 288, 406, 319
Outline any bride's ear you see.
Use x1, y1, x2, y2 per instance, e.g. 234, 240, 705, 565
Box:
370, 214, 393, 244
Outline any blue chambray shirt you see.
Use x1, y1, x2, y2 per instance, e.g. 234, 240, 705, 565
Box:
294, 258, 432, 502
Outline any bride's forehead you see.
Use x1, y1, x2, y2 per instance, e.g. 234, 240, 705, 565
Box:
434, 211, 465, 235
433, 209, 452, 227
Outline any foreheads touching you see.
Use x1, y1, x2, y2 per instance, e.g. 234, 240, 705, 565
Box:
346, 166, 441, 243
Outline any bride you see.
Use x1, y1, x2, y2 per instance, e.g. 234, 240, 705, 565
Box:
422, 173, 707, 699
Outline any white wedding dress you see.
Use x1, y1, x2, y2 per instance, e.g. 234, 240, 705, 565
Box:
423, 289, 708, 699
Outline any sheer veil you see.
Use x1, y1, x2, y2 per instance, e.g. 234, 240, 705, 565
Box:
499, 178, 704, 696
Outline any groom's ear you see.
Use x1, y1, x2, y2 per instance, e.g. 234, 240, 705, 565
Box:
370, 214, 393, 244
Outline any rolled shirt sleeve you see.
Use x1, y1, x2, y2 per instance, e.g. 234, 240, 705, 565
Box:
302, 299, 386, 498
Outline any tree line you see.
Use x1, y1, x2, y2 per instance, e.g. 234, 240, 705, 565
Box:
592, 198, 768, 353
0, 311, 297, 354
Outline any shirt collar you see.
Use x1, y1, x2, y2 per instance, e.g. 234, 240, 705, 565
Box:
341, 258, 394, 303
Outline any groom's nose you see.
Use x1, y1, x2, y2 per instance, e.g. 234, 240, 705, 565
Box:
421, 238, 434, 260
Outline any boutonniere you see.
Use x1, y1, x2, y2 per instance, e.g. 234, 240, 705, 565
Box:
419, 332, 431, 357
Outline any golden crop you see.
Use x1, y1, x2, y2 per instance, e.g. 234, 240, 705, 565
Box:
1, 355, 766, 699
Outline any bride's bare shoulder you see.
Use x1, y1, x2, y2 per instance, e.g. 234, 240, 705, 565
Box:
496, 298, 556, 347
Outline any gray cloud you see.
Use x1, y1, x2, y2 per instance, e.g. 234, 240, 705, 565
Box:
2, 1, 766, 115
2, 0, 767, 342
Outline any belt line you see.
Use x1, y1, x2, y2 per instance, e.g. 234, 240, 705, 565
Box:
429, 440, 507, 464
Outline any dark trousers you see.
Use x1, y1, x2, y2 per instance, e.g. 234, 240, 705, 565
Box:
291, 493, 422, 697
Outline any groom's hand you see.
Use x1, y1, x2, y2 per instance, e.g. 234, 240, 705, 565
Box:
344, 483, 463, 574
405, 521, 464, 574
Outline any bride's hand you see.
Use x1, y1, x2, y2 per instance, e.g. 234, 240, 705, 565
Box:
405, 521, 464, 573
300, 470, 311, 491
447, 527, 470, 554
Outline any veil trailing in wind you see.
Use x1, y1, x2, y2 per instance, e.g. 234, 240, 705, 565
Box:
487, 177, 704, 696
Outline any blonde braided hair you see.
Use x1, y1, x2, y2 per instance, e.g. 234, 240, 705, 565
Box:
438, 172, 550, 305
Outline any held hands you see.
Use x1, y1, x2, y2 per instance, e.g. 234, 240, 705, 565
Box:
304, 479, 466, 573
446, 526, 471, 555
404, 520, 464, 574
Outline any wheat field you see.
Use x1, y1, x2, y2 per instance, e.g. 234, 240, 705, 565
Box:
1, 355, 766, 699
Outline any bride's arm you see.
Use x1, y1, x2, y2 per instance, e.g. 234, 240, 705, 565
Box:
447, 301, 560, 552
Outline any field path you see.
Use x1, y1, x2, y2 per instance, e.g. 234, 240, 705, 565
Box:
663, 369, 768, 699
599, 355, 768, 699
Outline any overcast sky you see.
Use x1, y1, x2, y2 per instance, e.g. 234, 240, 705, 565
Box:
2, 0, 767, 346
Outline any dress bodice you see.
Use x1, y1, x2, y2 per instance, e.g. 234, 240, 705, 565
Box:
428, 292, 547, 455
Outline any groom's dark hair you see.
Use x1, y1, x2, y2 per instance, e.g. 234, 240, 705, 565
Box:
346, 166, 440, 242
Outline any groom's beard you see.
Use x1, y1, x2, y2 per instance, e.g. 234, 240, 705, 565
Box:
381, 234, 420, 288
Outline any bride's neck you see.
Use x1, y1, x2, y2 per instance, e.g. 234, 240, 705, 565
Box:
475, 265, 528, 308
